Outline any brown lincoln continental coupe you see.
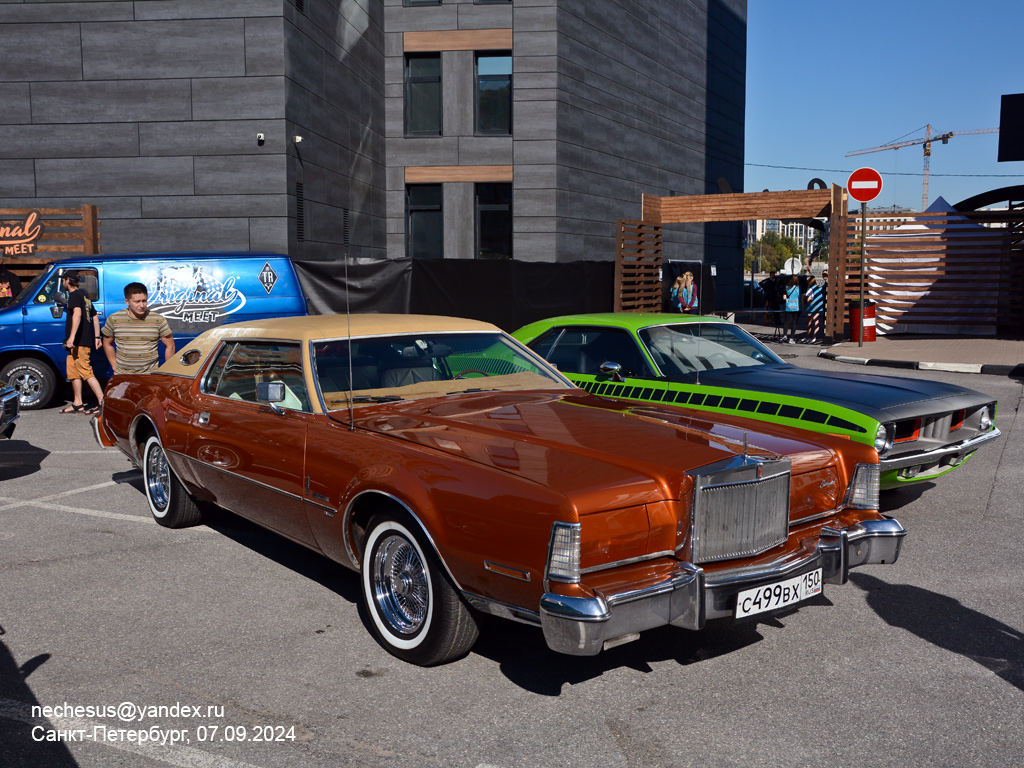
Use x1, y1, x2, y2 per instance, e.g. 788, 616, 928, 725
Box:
94, 315, 905, 666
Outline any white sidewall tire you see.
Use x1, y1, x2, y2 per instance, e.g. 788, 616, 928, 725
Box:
142, 435, 171, 520
362, 520, 435, 651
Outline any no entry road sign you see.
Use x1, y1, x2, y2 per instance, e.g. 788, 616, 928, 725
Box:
847, 167, 883, 203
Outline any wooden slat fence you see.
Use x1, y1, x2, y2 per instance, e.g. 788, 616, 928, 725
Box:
840, 207, 1024, 335
614, 219, 663, 312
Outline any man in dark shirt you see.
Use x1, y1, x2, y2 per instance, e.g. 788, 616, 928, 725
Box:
60, 272, 104, 414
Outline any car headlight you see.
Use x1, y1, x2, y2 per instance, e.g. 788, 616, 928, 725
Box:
844, 463, 880, 510
874, 424, 892, 456
545, 522, 581, 584
979, 406, 993, 431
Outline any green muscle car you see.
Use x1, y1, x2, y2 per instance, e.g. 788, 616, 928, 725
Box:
513, 313, 1000, 490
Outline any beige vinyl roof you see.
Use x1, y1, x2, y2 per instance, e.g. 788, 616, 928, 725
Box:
158, 313, 501, 378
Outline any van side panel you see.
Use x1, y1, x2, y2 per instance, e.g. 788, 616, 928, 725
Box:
101, 256, 306, 338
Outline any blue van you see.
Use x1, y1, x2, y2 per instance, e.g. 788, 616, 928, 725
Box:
0, 252, 308, 409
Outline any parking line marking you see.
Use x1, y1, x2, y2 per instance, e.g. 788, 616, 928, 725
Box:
0, 696, 263, 768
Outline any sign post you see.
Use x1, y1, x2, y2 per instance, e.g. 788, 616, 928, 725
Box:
847, 168, 883, 347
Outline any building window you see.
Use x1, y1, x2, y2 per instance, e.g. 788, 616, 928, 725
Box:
475, 0, 511, 4
476, 183, 512, 260
405, 54, 442, 137
404, 0, 441, 6
476, 53, 512, 135
407, 185, 443, 259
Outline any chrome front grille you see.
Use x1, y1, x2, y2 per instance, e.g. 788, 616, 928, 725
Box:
921, 413, 952, 441
690, 457, 791, 564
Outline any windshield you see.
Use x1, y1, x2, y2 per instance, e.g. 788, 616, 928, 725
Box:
639, 323, 783, 376
16, 269, 59, 305
313, 331, 571, 409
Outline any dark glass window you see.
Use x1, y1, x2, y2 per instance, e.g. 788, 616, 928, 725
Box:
544, 327, 655, 379
404, 0, 440, 6
405, 54, 442, 136
476, 53, 512, 135
476, 183, 512, 260
475, 0, 511, 4
407, 184, 443, 259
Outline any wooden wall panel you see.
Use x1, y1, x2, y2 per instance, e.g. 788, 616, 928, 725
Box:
405, 165, 513, 183
404, 29, 513, 52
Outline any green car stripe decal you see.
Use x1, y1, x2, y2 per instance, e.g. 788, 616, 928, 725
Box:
575, 378, 869, 438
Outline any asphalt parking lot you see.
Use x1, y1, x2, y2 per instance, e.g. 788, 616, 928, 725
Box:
2, 349, 1022, 768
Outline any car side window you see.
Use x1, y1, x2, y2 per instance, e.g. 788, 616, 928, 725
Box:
545, 327, 653, 378
206, 341, 310, 412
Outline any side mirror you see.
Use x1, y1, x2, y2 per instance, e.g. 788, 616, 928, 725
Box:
599, 361, 624, 383
256, 381, 285, 403
50, 305, 65, 319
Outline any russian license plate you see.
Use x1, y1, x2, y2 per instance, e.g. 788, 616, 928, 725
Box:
735, 569, 822, 619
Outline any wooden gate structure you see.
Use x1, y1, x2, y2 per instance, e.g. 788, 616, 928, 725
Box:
0, 205, 101, 284
630, 186, 850, 338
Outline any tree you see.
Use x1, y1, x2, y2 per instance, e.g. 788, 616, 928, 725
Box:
744, 231, 803, 273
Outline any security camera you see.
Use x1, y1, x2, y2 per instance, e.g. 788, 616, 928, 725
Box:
256, 133, 265, 146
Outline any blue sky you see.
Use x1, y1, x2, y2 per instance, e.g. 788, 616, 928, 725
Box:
744, 1, 1024, 211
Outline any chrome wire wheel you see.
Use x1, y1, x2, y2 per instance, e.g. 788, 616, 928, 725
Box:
361, 514, 478, 665
145, 439, 171, 516
371, 533, 429, 636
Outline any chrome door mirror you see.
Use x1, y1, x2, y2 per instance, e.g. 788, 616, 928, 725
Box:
599, 361, 624, 383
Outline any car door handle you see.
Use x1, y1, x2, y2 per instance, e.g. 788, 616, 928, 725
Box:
197, 411, 210, 426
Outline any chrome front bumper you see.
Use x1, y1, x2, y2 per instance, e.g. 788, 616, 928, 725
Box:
538, 518, 906, 656
880, 427, 1001, 472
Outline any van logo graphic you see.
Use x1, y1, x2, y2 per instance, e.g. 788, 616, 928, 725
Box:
146, 264, 247, 324
258, 262, 278, 294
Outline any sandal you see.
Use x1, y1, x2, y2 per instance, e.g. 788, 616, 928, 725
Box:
60, 403, 85, 414
84, 404, 101, 415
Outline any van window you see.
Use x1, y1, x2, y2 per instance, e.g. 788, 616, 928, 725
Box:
32, 268, 99, 304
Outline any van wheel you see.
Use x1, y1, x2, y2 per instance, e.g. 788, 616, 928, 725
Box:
361, 514, 478, 666
1, 358, 57, 410
142, 435, 202, 528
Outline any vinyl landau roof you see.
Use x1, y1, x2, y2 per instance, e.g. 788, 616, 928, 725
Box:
158, 314, 500, 379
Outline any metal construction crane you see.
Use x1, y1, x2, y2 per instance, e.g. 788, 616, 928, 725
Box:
846, 124, 1000, 210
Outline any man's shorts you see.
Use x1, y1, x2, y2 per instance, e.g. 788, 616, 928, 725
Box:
66, 345, 95, 380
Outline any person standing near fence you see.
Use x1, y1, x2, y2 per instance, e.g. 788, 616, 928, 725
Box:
803, 274, 824, 343
781, 275, 800, 344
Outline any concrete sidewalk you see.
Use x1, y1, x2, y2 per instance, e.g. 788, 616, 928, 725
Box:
820, 335, 1024, 376
737, 320, 1024, 377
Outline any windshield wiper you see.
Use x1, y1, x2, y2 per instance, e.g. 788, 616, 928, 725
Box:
330, 394, 405, 404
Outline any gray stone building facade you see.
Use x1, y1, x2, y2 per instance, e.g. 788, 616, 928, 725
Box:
0, 0, 746, 283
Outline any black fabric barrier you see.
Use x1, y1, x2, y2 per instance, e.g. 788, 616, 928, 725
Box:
293, 257, 616, 332
294, 258, 412, 316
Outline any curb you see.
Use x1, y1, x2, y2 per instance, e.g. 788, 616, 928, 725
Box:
817, 349, 1024, 378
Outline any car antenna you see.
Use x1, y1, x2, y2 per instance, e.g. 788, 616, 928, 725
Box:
695, 268, 701, 386
344, 218, 355, 431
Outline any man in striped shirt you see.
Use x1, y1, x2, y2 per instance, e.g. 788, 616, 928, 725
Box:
102, 282, 175, 373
